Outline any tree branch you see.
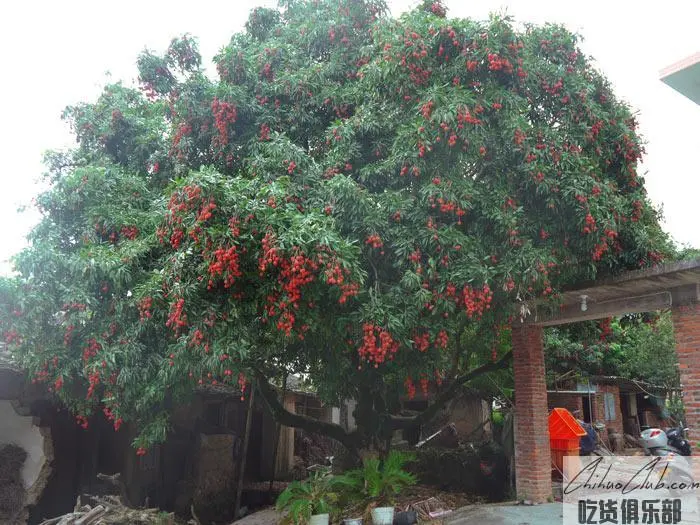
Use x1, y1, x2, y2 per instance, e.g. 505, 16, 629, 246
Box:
449, 318, 468, 379
389, 350, 513, 430
253, 369, 360, 453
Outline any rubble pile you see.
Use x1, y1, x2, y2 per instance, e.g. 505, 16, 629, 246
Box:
38, 495, 187, 525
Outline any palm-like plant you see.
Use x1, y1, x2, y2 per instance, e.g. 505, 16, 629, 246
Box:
336, 450, 417, 507
276, 470, 339, 524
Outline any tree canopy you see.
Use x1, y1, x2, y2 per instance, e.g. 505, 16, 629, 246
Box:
0, 0, 671, 454
545, 313, 680, 390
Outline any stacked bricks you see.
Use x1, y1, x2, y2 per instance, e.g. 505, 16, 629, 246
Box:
512, 324, 552, 503
672, 303, 700, 451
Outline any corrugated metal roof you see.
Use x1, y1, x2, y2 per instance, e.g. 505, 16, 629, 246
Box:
587, 375, 671, 393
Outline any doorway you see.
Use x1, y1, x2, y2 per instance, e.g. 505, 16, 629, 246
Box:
581, 396, 592, 423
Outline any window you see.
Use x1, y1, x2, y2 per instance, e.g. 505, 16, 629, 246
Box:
604, 393, 616, 421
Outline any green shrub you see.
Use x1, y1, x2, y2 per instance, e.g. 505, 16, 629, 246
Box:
335, 450, 417, 508
276, 470, 339, 524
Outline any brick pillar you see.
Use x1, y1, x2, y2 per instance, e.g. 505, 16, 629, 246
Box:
512, 324, 552, 503
672, 304, 700, 451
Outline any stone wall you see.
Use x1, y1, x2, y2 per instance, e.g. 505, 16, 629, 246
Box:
443, 395, 491, 441
0, 402, 51, 501
0, 401, 53, 524
196, 434, 236, 490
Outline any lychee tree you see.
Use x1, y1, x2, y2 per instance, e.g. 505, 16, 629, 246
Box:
545, 313, 680, 391
0, 0, 671, 455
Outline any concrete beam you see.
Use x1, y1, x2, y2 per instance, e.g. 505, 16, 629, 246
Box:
524, 283, 700, 327
524, 291, 672, 327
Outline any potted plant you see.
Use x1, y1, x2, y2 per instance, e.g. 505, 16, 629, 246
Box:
336, 450, 417, 525
276, 470, 339, 525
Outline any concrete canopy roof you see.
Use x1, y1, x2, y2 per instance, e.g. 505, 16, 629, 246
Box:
660, 52, 700, 105
525, 258, 700, 326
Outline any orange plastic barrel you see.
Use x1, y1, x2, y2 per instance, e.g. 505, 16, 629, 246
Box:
548, 408, 587, 473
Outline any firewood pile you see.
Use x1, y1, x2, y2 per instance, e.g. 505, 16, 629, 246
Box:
241, 480, 290, 492
406, 497, 454, 521
38, 495, 185, 525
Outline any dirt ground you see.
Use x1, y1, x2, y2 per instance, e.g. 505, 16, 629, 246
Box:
231, 485, 485, 525
392, 485, 484, 512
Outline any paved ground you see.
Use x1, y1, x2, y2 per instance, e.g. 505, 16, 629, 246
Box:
444, 502, 564, 525
230, 502, 565, 525
230, 507, 281, 525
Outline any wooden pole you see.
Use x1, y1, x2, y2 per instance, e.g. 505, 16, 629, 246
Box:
268, 373, 288, 502
234, 380, 255, 521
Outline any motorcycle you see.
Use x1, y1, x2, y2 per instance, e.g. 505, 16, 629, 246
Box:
665, 423, 691, 456
640, 427, 689, 456
640, 426, 694, 496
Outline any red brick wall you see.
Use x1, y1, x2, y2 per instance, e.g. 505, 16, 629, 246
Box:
673, 304, 700, 451
512, 325, 552, 503
547, 393, 583, 416
643, 410, 666, 430
594, 384, 624, 437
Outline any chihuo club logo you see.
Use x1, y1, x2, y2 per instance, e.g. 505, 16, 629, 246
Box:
562, 456, 700, 525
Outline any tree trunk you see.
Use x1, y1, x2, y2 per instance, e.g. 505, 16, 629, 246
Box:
253, 352, 513, 463
254, 369, 363, 456
389, 350, 513, 430
268, 373, 288, 503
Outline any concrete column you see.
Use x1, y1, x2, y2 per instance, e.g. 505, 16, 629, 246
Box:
511, 324, 552, 503
672, 303, 700, 450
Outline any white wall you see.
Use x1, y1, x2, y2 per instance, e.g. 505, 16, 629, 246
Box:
0, 400, 47, 489
344, 400, 357, 431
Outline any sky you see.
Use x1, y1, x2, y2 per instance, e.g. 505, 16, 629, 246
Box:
0, 0, 698, 275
